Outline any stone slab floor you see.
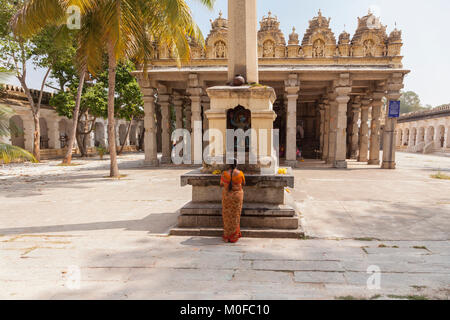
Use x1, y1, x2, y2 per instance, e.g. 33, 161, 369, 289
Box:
0, 152, 449, 300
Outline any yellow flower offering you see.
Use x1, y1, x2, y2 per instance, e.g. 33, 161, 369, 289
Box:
278, 168, 288, 175
212, 170, 222, 175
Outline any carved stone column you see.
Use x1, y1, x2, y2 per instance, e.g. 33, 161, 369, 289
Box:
382, 73, 404, 169
369, 90, 384, 165
285, 74, 300, 167
158, 91, 172, 164
358, 100, 370, 163
334, 84, 351, 168
349, 96, 361, 159
187, 74, 203, 164
409, 129, 415, 147
444, 127, 449, 149
142, 88, 159, 166
322, 100, 330, 161
22, 117, 34, 152
327, 93, 337, 164
173, 94, 184, 131
319, 103, 325, 156
202, 94, 211, 151
184, 99, 192, 133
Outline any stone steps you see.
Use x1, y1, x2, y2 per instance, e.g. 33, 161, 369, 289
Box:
180, 202, 296, 217
170, 227, 305, 239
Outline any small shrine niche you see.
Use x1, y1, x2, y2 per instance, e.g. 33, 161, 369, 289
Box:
227, 105, 252, 153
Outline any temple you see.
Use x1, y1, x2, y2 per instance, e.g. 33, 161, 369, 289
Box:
134, 10, 410, 169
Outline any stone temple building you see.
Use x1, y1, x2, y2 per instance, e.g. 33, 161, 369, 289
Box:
1, 85, 143, 159
135, 10, 410, 169
396, 105, 450, 154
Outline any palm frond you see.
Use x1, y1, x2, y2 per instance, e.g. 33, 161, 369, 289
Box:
0, 143, 37, 164
0, 105, 13, 137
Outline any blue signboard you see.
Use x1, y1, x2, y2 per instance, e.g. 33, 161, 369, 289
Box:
388, 100, 401, 118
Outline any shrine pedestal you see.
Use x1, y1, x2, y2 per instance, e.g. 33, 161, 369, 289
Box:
170, 169, 304, 239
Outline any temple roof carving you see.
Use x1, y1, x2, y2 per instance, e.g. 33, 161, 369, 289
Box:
302, 10, 336, 46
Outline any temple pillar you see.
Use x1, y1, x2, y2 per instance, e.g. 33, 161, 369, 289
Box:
202, 94, 211, 151
48, 117, 60, 149
369, 90, 384, 165
158, 91, 172, 164
349, 96, 361, 159
22, 117, 34, 152
319, 103, 325, 156
187, 74, 203, 164
285, 74, 299, 167
155, 104, 162, 153
184, 100, 192, 133
358, 101, 370, 162
382, 73, 404, 169
333, 83, 351, 168
322, 100, 330, 161
327, 94, 337, 164
444, 127, 449, 148
142, 88, 159, 166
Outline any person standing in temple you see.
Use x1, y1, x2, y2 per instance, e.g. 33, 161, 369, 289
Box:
220, 159, 245, 243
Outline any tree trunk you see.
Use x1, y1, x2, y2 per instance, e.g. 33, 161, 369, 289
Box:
32, 111, 40, 162
107, 40, 120, 177
118, 120, 132, 155
63, 69, 86, 164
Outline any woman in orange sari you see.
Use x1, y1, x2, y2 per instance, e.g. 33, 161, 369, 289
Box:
220, 159, 246, 243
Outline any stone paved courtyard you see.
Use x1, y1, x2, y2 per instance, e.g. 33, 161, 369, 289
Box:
0, 152, 449, 299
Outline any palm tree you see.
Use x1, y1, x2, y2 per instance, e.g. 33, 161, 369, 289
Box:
13, 0, 215, 177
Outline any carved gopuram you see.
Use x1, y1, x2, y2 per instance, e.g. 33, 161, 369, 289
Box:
134, 9, 410, 170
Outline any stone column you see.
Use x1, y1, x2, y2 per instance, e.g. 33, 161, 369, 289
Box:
48, 117, 60, 149
333, 83, 351, 168
444, 127, 449, 148
285, 75, 300, 167
319, 103, 325, 156
184, 99, 192, 133
155, 104, 162, 153
202, 94, 211, 151
369, 91, 383, 165
187, 75, 203, 164
228, 0, 258, 83
349, 97, 361, 159
158, 93, 172, 164
322, 100, 330, 161
409, 129, 415, 147
327, 95, 337, 164
173, 94, 184, 133
358, 101, 370, 163
382, 73, 404, 169
142, 88, 159, 166
23, 118, 35, 152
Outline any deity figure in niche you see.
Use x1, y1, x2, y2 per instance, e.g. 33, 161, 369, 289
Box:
363, 39, 375, 57
227, 105, 251, 152
215, 41, 226, 58
313, 39, 325, 58
263, 40, 275, 58
298, 47, 304, 57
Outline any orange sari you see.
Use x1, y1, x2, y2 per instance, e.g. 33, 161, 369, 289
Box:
220, 169, 245, 243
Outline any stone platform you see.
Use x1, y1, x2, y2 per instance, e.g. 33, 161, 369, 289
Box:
170, 169, 304, 239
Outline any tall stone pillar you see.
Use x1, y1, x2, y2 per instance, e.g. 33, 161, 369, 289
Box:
184, 99, 192, 133
158, 92, 172, 164
322, 101, 330, 161
187, 74, 203, 164
358, 100, 370, 162
319, 103, 325, 156
142, 88, 159, 166
202, 94, 211, 151
155, 104, 162, 153
333, 82, 351, 168
444, 127, 449, 148
23, 117, 35, 152
409, 129, 415, 147
382, 73, 404, 169
349, 97, 361, 159
48, 117, 60, 149
327, 94, 337, 164
173, 95, 184, 131
369, 90, 384, 165
285, 74, 299, 167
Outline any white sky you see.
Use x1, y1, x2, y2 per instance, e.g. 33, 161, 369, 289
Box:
12, 0, 450, 107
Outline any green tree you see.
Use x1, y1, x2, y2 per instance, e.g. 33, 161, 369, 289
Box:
14, 0, 215, 177
399, 91, 429, 114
